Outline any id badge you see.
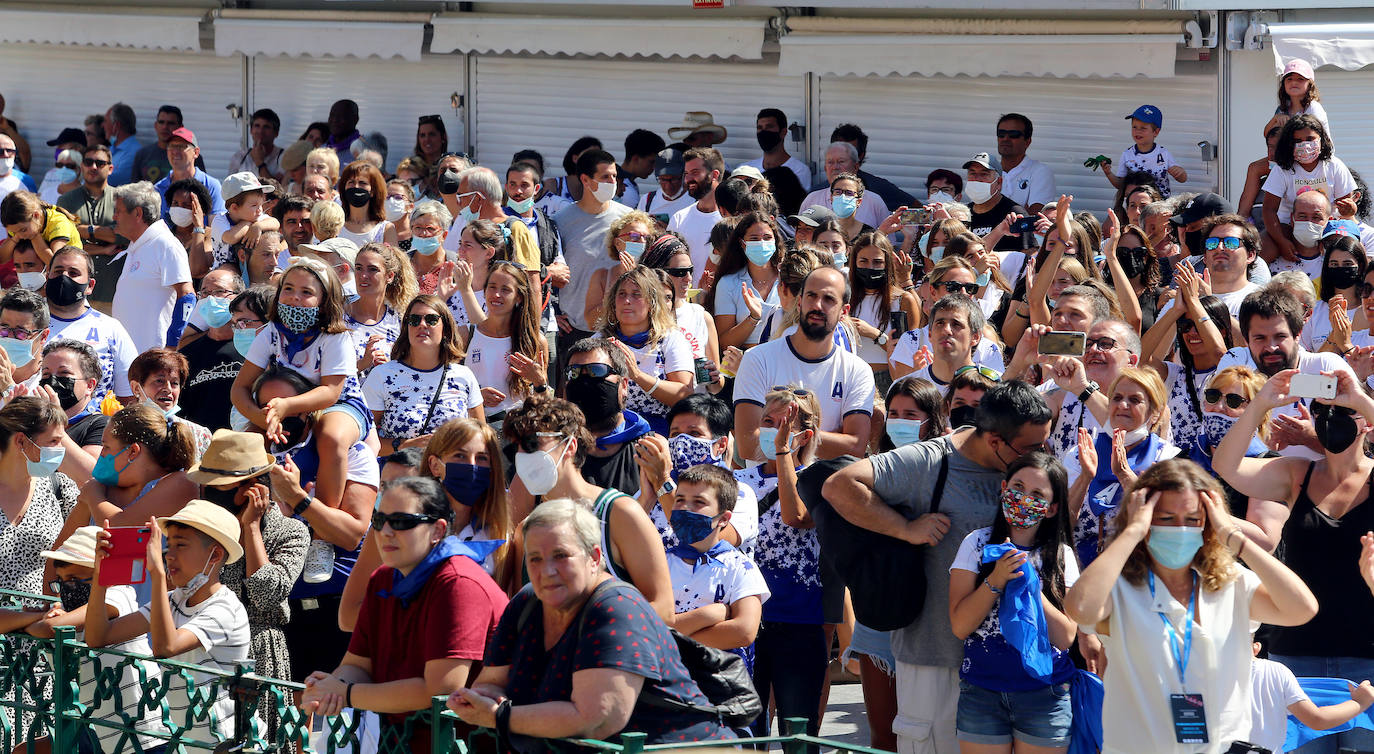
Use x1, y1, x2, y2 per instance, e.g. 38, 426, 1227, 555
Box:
1169, 693, 1208, 744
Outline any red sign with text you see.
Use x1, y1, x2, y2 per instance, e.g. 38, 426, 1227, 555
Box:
693, 0, 724, 7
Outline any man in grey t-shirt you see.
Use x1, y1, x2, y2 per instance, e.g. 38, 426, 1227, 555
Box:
552, 148, 630, 388
823, 381, 1052, 754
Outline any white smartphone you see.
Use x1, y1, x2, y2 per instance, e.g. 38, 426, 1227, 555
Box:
1289, 373, 1337, 401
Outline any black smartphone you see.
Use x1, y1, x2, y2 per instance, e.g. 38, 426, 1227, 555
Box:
890, 310, 908, 335
1010, 217, 1037, 234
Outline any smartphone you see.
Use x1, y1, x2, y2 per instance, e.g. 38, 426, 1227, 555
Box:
900, 208, 932, 226
101, 526, 151, 587
890, 310, 909, 336
652, 213, 670, 227
694, 357, 712, 385
1289, 373, 1337, 401
1010, 217, 1038, 235
1038, 331, 1086, 357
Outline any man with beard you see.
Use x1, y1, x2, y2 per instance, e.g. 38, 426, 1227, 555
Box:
905, 295, 983, 388
44, 247, 136, 403
1041, 317, 1141, 460
667, 147, 724, 283
636, 148, 693, 225
733, 266, 876, 461
271, 194, 314, 256
57, 144, 125, 311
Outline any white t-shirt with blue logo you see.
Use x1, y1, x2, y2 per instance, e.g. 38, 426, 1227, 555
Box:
1115, 142, 1179, 196
49, 307, 138, 398
669, 542, 771, 615
733, 335, 875, 432
360, 360, 481, 439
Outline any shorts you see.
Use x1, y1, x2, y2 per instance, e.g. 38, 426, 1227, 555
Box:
321, 394, 371, 437
955, 679, 1072, 748
842, 622, 895, 676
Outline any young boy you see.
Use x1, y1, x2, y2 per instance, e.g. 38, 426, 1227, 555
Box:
1251, 641, 1374, 753
86, 501, 252, 744
654, 395, 759, 556
1102, 104, 1188, 196
212, 172, 278, 270
297, 236, 360, 303
665, 464, 769, 656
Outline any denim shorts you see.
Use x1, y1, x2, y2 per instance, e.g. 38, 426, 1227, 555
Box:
321, 395, 371, 437
955, 678, 1073, 747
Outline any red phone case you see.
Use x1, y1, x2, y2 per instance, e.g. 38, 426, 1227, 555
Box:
101, 527, 151, 586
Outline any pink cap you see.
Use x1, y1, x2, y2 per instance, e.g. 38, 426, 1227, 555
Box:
169, 126, 198, 148
1282, 58, 1315, 81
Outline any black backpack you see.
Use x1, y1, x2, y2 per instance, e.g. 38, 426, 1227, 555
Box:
517, 579, 761, 729
802, 449, 950, 631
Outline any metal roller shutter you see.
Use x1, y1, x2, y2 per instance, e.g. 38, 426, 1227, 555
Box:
1297, 70, 1373, 189
815, 61, 1220, 213
0, 43, 242, 179
252, 54, 466, 175
472, 56, 804, 188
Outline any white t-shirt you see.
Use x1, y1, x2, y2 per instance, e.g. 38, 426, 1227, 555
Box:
112, 220, 192, 353
667, 203, 723, 275
1301, 297, 1358, 352
209, 212, 237, 268
798, 188, 890, 228
853, 294, 900, 367
675, 303, 711, 360
1261, 156, 1356, 224
1249, 657, 1309, 754
446, 289, 486, 329
1268, 253, 1324, 283
227, 145, 283, 178
889, 325, 1005, 374
49, 306, 138, 398
742, 155, 812, 195
595, 330, 694, 422
1160, 282, 1260, 320
649, 484, 760, 558
336, 221, 391, 248
668, 542, 771, 615
636, 189, 694, 220
361, 360, 481, 439
80, 586, 164, 752
1114, 143, 1180, 196
463, 329, 520, 415
1002, 157, 1058, 208
713, 267, 781, 346
1217, 345, 1355, 459
734, 334, 876, 432
243, 326, 363, 405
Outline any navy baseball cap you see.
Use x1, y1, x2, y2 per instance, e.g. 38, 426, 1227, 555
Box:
1126, 105, 1163, 128
653, 148, 685, 178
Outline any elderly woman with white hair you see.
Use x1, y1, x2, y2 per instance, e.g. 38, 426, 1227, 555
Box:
448, 498, 735, 748
409, 200, 455, 296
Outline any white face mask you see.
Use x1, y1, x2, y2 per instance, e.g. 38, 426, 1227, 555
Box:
516, 436, 570, 496
964, 180, 995, 204
1293, 221, 1324, 248
168, 206, 195, 228
0, 157, 12, 176
928, 190, 956, 205
1119, 424, 1151, 448
383, 197, 407, 222
184, 549, 218, 594
590, 180, 618, 203
16, 272, 45, 291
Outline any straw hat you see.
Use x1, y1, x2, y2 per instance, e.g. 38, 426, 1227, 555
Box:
158, 500, 245, 564
188, 429, 276, 488
667, 112, 727, 144
280, 140, 313, 173
40, 526, 103, 567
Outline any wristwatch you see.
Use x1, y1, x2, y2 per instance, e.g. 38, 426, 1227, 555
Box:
657, 478, 678, 498
875, 332, 889, 346
1078, 381, 1100, 403
532, 383, 550, 394
292, 495, 312, 516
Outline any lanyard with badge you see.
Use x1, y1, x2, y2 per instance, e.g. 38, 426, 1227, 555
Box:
1149, 570, 1207, 744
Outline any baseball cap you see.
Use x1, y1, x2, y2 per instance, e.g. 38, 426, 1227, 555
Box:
962, 152, 1002, 174
1322, 219, 1361, 240
1282, 59, 1315, 81
1126, 105, 1163, 128
1170, 193, 1233, 226
653, 148, 685, 178
788, 205, 838, 228
221, 171, 275, 202
730, 165, 764, 182
45, 127, 86, 148
169, 127, 198, 148
299, 237, 360, 265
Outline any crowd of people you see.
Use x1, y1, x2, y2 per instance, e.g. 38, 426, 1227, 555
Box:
0, 55, 1370, 754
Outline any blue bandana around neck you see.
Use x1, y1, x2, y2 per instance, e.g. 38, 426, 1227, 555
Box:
667, 539, 736, 572
596, 410, 652, 450
378, 535, 506, 607
615, 329, 651, 349
1086, 431, 1167, 518
273, 322, 318, 362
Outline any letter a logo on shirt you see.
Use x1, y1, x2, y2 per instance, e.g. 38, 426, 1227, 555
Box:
831, 381, 843, 400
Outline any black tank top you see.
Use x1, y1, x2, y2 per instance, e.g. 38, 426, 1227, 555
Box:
1269, 461, 1374, 658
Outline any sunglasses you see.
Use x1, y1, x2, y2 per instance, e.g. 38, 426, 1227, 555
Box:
996, 129, 1026, 139
664, 266, 694, 279
1203, 389, 1249, 410
1203, 237, 1244, 251
406, 313, 442, 327
370, 511, 440, 531
934, 281, 979, 296
954, 365, 1002, 382
419, 114, 443, 125
567, 363, 614, 381
771, 385, 813, 396
56, 163, 79, 171
1118, 245, 1149, 258
48, 577, 91, 593
1086, 337, 1120, 352
1312, 402, 1357, 418
82, 158, 110, 168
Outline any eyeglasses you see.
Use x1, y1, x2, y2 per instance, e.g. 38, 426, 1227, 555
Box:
567, 363, 615, 381
996, 129, 1025, 139
1203, 237, 1245, 252
954, 365, 1002, 381
830, 189, 860, 199
934, 281, 979, 296
664, 266, 693, 278
1177, 318, 1198, 334
0, 148, 15, 157
0, 325, 39, 341
370, 511, 440, 531
617, 232, 650, 243
1203, 389, 1249, 409
47, 577, 90, 593
771, 385, 812, 396
406, 313, 442, 327
1085, 337, 1120, 352
56, 163, 78, 171
82, 158, 110, 168
1118, 245, 1149, 258
230, 318, 263, 330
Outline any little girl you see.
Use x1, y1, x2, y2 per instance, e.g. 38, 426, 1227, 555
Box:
948, 451, 1079, 753
442, 218, 505, 327
231, 257, 369, 512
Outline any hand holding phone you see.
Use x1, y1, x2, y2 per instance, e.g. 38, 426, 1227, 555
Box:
1038, 331, 1086, 357
1289, 373, 1337, 401
900, 208, 932, 227
100, 526, 152, 587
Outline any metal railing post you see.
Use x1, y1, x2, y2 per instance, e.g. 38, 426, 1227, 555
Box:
49, 627, 77, 753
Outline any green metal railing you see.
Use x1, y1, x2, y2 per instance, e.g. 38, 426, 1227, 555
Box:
0, 588, 890, 753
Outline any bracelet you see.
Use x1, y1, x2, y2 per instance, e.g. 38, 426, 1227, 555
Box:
345, 682, 354, 708
1225, 529, 1246, 557
648, 377, 661, 395
292, 495, 312, 516
986, 582, 1003, 595
1343, 345, 1355, 357
495, 698, 514, 740
1195, 315, 1211, 324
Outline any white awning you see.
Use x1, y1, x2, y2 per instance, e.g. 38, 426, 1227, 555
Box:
1269, 22, 1374, 73
778, 33, 1182, 79
0, 7, 203, 52
430, 14, 765, 61
212, 18, 425, 62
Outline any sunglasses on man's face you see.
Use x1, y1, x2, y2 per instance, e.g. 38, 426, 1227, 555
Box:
1203, 389, 1249, 410
406, 313, 442, 328
567, 363, 614, 381
934, 281, 979, 296
82, 159, 110, 168
996, 129, 1025, 140
370, 511, 439, 532
1203, 237, 1244, 252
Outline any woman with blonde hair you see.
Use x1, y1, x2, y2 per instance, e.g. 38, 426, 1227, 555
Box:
597, 266, 693, 434
345, 242, 417, 372
583, 209, 654, 330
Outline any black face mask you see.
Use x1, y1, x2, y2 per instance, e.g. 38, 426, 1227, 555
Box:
45, 274, 86, 307
756, 129, 783, 152
1325, 266, 1362, 291
342, 187, 372, 208
1184, 229, 1203, 257
949, 404, 977, 429
277, 416, 309, 450
565, 376, 622, 428
57, 579, 91, 612
1117, 247, 1148, 279
1314, 405, 1360, 454
39, 375, 80, 410
437, 169, 461, 195
201, 484, 241, 511
855, 268, 888, 290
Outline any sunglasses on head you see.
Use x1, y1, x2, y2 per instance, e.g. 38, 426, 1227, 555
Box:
954, 365, 1002, 382
567, 363, 614, 381
771, 385, 812, 397
1203, 388, 1249, 409
935, 281, 979, 296
664, 266, 694, 278
370, 511, 440, 531
406, 313, 442, 327
1203, 237, 1244, 251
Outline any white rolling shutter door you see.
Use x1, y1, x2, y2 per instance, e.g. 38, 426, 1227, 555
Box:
252, 54, 466, 175
472, 56, 804, 188
1297, 71, 1374, 190
816, 61, 1219, 213
0, 44, 242, 178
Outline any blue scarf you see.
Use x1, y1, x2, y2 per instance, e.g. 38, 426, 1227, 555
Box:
1068, 670, 1105, 754
595, 410, 652, 450
378, 535, 506, 607
614, 329, 651, 349
273, 322, 318, 362
1286, 677, 1374, 750
980, 542, 1054, 683
1087, 431, 1167, 517
667, 540, 735, 572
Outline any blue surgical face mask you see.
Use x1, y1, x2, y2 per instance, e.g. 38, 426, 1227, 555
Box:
757, 427, 801, 461
53, 167, 77, 185
506, 196, 535, 214
929, 246, 945, 263
975, 270, 991, 287
744, 240, 776, 267
886, 418, 924, 447
197, 296, 232, 328
440, 462, 491, 507
91, 446, 132, 487
233, 328, 258, 357
833, 252, 847, 267
1146, 525, 1204, 569
623, 240, 646, 261
23, 436, 64, 477
458, 204, 480, 224
832, 194, 858, 219
410, 234, 442, 256
0, 337, 34, 367
669, 509, 719, 546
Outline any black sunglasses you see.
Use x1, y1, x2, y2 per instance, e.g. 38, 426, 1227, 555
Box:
1312, 402, 1356, 417
996, 129, 1025, 139
406, 313, 442, 327
370, 511, 440, 531
1118, 245, 1149, 258
771, 385, 812, 396
82, 158, 110, 168
1203, 389, 1249, 410
664, 266, 694, 279
567, 363, 614, 381
419, 114, 443, 125
935, 281, 979, 296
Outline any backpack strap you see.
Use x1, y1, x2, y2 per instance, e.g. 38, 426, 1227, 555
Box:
929, 444, 952, 515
